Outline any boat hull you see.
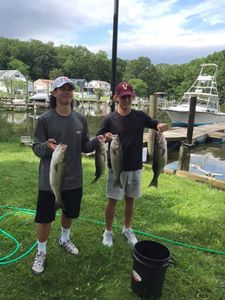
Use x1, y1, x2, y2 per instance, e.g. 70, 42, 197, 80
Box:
165, 109, 225, 126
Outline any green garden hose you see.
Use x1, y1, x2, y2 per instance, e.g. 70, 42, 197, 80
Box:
1, 204, 225, 266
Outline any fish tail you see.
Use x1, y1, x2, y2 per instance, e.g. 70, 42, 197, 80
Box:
54, 198, 65, 211
113, 179, 123, 189
148, 178, 158, 188
91, 176, 100, 184
54, 202, 61, 211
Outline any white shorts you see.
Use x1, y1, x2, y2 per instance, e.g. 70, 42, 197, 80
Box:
106, 169, 142, 200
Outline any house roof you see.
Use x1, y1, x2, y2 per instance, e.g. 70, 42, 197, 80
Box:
88, 80, 110, 85
0, 70, 25, 80
34, 79, 53, 84
71, 79, 88, 87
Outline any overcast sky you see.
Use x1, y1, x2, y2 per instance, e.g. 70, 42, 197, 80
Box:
1, 0, 225, 64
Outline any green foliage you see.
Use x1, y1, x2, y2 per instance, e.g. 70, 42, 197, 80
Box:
1, 144, 225, 299
7, 58, 30, 76
124, 57, 160, 96
129, 78, 148, 97
94, 88, 104, 100
157, 55, 225, 105
0, 37, 225, 105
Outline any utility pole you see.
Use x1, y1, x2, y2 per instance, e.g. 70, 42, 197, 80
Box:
110, 0, 119, 112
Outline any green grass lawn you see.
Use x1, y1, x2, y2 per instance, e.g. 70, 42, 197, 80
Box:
0, 143, 225, 300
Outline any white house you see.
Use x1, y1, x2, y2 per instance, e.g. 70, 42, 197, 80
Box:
87, 80, 111, 95
0, 70, 26, 92
33, 79, 53, 94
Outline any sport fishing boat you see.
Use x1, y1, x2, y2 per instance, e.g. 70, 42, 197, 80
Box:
163, 63, 225, 126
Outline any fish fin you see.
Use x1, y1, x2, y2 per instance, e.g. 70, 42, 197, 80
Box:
54, 164, 59, 172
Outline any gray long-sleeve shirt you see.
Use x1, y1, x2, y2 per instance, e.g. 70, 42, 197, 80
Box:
32, 109, 97, 191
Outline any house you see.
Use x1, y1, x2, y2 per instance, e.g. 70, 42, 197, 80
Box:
71, 79, 88, 88
87, 80, 111, 95
0, 70, 26, 92
33, 79, 53, 94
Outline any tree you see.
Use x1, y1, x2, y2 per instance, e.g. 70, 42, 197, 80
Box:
7, 58, 30, 76
129, 79, 148, 97
94, 88, 104, 101
94, 51, 110, 82
49, 68, 64, 79
124, 57, 160, 96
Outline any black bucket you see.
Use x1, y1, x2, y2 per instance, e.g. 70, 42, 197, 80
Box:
131, 240, 172, 299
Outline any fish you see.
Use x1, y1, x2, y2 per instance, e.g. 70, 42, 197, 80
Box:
49, 143, 67, 210
149, 131, 167, 188
110, 134, 123, 188
91, 140, 107, 183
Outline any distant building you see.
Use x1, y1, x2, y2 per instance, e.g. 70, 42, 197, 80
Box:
71, 79, 88, 88
34, 79, 53, 94
0, 70, 26, 92
87, 80, 111, 95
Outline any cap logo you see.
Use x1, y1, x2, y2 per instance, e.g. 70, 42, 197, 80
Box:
60, 77, 68, 82
121, 83, 128, 90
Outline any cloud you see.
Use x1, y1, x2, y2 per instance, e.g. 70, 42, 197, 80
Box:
0, 0, 225, 63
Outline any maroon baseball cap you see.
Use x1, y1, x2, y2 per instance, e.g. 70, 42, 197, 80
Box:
115, 82, 134, 97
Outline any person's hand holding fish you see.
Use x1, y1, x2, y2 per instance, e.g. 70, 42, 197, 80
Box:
47, 138, 57, 151
96, 135, 105, 142
157, 123, 168, 133
104, 132, 114, 142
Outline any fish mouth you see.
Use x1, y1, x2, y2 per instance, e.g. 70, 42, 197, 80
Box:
57, 143, 67, 151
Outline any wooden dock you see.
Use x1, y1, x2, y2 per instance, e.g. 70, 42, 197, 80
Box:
0, 100, 49, 111
144, 123, 225, 145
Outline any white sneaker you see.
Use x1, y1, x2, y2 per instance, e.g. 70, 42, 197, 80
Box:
102, 230, 113, 247
32, 251, 46, 275
122, 227, 138, 246
59, 239, 79, 255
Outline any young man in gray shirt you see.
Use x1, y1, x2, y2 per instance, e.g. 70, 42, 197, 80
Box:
32, 76, 103, 275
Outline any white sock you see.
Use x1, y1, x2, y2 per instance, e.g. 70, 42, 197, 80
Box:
105, 229, 112, 234
37, 240, 47, 255
60, 227, 71, 243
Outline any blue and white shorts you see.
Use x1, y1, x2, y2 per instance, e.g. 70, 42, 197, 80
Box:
106, 169, 142, 200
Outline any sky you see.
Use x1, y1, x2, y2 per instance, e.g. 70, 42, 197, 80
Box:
0, 0, 225, 64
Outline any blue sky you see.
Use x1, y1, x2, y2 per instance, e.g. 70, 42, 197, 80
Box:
0, 0, 225, 64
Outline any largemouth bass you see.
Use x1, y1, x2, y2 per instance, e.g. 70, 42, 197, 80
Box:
49, 143, 67, 210
110, 134, 123, 188
91, 140, 107, 183
149, 132, 167, 188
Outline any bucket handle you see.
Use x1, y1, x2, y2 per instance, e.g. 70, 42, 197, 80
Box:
169, 257, 176, 266
133, 253, 176, 268
157, 257, 177, 268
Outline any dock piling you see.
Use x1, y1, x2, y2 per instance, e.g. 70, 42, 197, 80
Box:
178, 97, 197, 171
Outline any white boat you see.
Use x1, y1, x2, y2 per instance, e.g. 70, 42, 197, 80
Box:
163, 63, 225, 126
29, 93, 49, 102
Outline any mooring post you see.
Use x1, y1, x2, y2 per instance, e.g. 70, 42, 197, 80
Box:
178, 96, 197, 171
147, 94, 157, 160
25, 76, 29, 111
